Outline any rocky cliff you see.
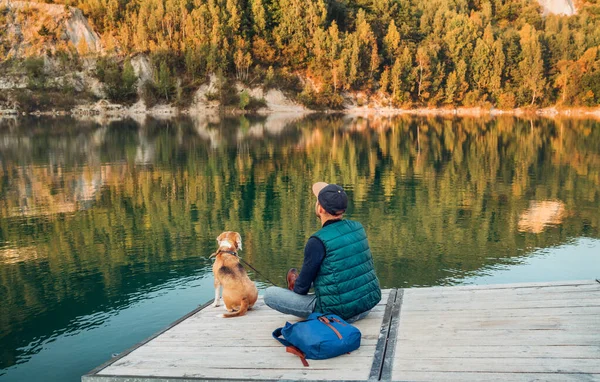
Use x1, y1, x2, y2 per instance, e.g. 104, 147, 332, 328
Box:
0, 0, 102, 59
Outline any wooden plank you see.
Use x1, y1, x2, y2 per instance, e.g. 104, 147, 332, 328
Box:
402, 314, 600, 329
395, 337, 600, 346
397, 330, 600, 342
402, 291, 600, 304
399, 322, 598, 331
392, 371, 600, 382
176, 316, 385, 331
150, 335, 380, 347
379, 289, 403, 381
404, 285, 600, 298
392, 357, 600, 373
399, 307, 600, 317
96, 365, 370, 380
192, 305, 387, 320
394, 345, 600, 359
368, 288, 397, 380
99, 356, 370, 379
401, 299, 600, 311
406, 284, 600, 301
404, 280, 597, 293
116, 347, 376, 366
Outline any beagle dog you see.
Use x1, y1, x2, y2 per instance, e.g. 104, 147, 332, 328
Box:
210, 231, 258, 318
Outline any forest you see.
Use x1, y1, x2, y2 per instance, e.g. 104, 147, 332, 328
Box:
3, 0, 600, 108
80, 0, 600, 107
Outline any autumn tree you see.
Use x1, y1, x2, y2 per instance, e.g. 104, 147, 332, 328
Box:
518, 24, 546, 106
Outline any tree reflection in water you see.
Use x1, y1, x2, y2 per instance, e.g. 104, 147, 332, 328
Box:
0, 114, 598, 373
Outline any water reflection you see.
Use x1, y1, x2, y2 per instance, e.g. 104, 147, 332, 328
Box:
0, 114, 599, 381
518, 200, 567, 233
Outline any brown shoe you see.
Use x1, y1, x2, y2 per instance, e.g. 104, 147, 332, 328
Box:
286, 268, 298, 291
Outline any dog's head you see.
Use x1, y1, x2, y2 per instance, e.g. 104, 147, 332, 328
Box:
215, 231, 242, 252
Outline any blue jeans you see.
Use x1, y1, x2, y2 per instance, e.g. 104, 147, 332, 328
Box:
263, 286, 371, 323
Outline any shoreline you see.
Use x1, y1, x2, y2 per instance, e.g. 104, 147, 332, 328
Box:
1, 103, 600, 120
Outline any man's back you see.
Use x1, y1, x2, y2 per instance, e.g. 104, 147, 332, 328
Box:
311, 219, 381, 319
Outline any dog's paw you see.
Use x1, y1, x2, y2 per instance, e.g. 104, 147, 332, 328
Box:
212, 300, 220, 308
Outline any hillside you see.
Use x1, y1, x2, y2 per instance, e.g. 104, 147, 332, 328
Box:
1, 0, 600, 112
0, 0, 101, 58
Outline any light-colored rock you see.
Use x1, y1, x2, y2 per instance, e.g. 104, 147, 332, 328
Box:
537, 0, 576, 15
130, 54, 153, 86
263, 89, 306, 113
0, 78, 27, 90
190, 74, 221, 111
235, 83, 264, 100
65, 7, 102, 53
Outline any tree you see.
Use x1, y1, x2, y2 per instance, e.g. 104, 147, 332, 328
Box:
383, 20, 401, 63
156, 61, 174, 101
518, 24, 546, 106
390, 47, 413, 104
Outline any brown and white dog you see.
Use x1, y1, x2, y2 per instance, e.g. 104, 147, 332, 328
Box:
210, 231, 258, 318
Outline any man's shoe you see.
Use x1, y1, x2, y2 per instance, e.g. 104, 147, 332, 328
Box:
287, 268, 298, 291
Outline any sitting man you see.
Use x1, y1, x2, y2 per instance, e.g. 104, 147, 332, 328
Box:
264, 182, 381, 322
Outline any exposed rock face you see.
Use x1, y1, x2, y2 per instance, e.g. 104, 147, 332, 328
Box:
537, 0, 576, 15
0, 0, 102, 59
130, 54, 153, 84
65, 7, 102, 53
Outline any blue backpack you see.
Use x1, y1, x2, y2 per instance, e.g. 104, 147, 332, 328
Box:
272, 312, 361, 367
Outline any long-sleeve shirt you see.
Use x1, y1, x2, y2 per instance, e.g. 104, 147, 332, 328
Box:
293, 219, 342, 295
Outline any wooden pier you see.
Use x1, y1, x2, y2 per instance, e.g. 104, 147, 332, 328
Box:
83, 280, 600, 381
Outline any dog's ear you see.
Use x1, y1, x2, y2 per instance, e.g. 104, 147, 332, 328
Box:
235, 232, 242, 251
216, 232, 226, 243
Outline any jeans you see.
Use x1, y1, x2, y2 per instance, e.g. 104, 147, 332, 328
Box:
263, 286, 371, 323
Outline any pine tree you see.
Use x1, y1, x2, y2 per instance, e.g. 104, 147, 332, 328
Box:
383, 20, 401, 63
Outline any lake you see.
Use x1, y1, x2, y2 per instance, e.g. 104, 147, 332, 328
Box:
0, 114, 599, 382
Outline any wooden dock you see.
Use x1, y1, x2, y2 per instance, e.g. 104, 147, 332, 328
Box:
83, 280, 600, 381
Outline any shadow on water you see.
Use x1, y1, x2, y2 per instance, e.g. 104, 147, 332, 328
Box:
0, 113, 599, 381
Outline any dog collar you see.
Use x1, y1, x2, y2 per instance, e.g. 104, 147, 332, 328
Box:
217, 250, 238, 256
209, 249, 238, 259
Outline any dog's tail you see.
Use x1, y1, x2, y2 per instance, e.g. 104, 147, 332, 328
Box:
222, 298, 249, 318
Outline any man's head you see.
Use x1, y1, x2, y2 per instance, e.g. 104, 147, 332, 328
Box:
312, 182, 348, 220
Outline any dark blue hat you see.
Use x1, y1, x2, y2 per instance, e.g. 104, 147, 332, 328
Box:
312, 182, 348, 215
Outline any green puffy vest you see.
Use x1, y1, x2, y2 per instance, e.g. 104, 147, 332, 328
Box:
311, 220, 382, 319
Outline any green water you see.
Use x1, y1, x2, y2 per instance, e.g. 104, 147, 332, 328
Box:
0, 114, 599, 381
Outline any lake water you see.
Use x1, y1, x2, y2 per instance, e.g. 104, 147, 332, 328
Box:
0, 114, 599, 381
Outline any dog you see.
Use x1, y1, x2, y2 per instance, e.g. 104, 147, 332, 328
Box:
210, 231, 258, 318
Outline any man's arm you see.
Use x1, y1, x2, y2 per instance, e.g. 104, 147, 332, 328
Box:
293, 237, 325, 295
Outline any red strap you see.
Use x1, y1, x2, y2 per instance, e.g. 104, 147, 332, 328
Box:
286, 346, 309, 367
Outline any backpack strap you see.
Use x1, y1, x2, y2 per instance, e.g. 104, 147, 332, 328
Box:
318, 316, 343, 339
286, 346, 310, 367
272, 327, 310, 367
272, 327, 292, 347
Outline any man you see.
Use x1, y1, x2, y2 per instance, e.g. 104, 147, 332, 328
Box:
264, 182, 381, 322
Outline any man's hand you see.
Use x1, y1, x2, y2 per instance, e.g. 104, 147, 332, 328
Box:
287, 268, 299, 291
